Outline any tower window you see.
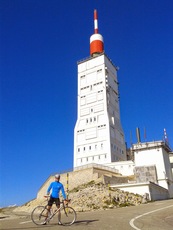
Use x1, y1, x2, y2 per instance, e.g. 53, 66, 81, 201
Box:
97, 69, 102, 73
84, 147, 85, 151
78, 148, 80, 152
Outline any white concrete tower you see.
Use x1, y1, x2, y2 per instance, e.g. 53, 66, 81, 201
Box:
74, 10, 127, 169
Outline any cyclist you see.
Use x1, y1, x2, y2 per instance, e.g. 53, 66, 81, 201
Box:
45, 174, 67, 224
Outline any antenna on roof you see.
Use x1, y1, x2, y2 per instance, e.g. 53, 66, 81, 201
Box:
90, 9, 104, 56
136, 127, 141, 143
144, 127, 147, 142
163, 128, 169, 145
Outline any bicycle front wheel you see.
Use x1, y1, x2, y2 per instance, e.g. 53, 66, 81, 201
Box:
59, 206, 77, 226
31, 206, 49, 225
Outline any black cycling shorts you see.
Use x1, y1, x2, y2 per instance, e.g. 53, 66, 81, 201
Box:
48, 196, 60, 207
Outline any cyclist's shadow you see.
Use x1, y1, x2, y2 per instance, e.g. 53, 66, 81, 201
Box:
74, 219, 99, 225
50, 219, 99, 226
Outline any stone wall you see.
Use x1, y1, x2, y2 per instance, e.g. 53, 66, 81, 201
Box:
37, 167, 99, 199
102, 175, 129, 185
134, 165, 157, 183
37, 165, 128, 199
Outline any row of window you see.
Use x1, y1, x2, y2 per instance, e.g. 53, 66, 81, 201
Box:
111, 143, 124, 154
86, 117, 96, 123
77, 143, 104, 152
77, 124, 106, 133
78, 154, 128, 165
80, 81, 103, 91
76, 136, 124, 155
81, 85, 89, 90
77, 144, 124, 155
80, 69, 102, 79
79, 154, 107, 163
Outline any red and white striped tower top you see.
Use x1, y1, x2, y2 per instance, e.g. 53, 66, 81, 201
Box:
90, 9, 104, 56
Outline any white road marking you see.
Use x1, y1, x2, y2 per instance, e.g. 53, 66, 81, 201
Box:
129, 204, 173, 230
19, 220, 32, 224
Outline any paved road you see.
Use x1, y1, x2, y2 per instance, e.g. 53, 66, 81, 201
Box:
1, 199, 173, 230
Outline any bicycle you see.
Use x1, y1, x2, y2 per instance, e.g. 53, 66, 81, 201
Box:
31, 196, 77, 226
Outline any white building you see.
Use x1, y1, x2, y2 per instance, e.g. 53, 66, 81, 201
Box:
132, 141, 173, 198
73, 10, 126, 168
73, 10, 173, 200
106, 140, 173, 200
170, 153, 173, 175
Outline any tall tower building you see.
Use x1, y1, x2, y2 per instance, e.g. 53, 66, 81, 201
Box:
74, 10, 127, 169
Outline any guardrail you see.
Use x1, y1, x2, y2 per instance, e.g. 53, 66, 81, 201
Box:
74, 163, 119, 174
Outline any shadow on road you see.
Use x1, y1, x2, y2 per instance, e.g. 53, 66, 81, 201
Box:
75, 219, 99, 225
48, 219, 99, 226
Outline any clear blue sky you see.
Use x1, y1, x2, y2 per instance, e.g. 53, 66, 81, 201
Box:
1, 0, 173, 207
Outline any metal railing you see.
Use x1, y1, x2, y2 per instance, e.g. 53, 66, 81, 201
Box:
74, 163, 119, 174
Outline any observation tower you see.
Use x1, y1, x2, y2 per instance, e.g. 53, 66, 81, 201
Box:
74, 10, 127, 168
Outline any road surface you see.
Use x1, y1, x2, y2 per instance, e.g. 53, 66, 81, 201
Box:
0, 199, 173, 230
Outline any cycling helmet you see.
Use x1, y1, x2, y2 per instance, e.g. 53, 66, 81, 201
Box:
55, 174, 60, 179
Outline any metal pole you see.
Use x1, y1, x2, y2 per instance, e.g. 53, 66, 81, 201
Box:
108, 182, 111, 200
66, 173, 69, 199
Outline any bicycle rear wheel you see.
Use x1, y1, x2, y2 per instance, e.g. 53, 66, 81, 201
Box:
59, 206, 77, 226
31, 206, 50, 225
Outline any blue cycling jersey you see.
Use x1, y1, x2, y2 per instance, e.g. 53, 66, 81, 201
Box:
47, 181, 66, 199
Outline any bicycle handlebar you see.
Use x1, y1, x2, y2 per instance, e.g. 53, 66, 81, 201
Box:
44, 195, 50, 198
43, 195, 71, 203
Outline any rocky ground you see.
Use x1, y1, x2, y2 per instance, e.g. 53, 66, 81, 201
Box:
0, 207, 29, 220
13, 181, 147, 215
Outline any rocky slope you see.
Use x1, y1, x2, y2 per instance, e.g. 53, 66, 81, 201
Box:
14, 181, 147, 214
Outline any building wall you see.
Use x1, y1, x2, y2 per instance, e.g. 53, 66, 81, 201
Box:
135, 145, 165, 183
74, 54, 126, 169
133, 142, 173, 198
111, 182, 169, 201
162, 148, 173, 179
74, 55, 110, 168
105, 161, 135, 176
170, 154, 173, 175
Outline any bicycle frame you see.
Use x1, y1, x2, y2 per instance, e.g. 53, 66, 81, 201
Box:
46, 200, 66, 222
